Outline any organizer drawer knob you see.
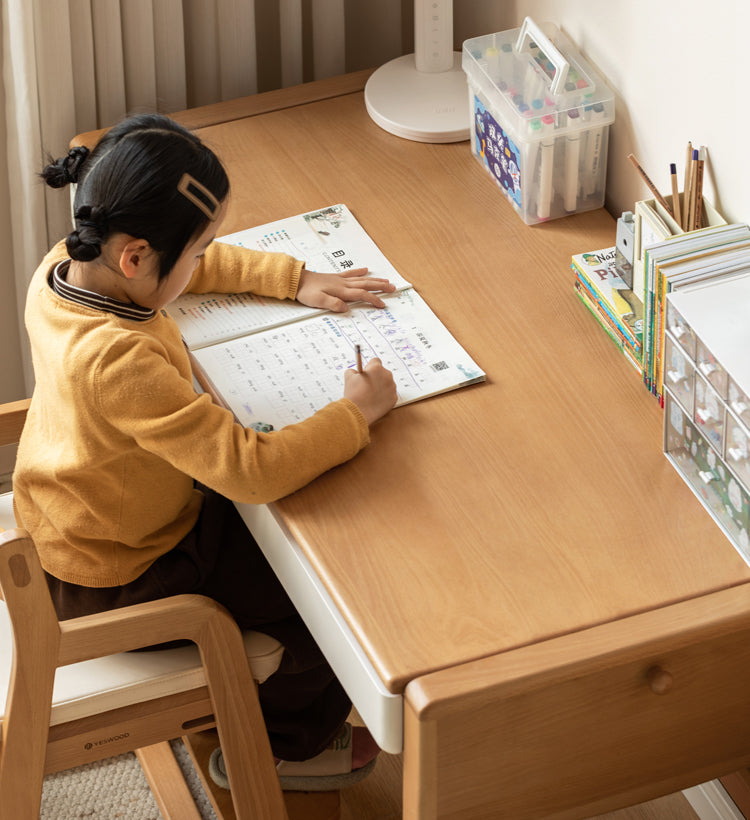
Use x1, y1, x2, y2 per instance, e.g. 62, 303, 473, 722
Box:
646, 665, 673, 695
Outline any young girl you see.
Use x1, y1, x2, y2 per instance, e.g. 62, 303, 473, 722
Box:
13, 113, 397, 790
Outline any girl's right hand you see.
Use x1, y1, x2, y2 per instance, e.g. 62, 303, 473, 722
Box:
344, 358, 398, 425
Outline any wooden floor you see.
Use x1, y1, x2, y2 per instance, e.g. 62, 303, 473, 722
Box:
338, 749, 700, 820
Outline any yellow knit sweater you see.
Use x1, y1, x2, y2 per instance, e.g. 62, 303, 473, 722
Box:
13, 239, 369, 586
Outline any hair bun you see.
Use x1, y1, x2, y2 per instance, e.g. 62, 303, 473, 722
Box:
75, 204, 109, 233
66, 229, 101, 262
41, 146, 90, 189
66, 204, 108, 261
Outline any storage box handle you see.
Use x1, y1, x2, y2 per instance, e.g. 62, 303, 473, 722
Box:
515, 17, 569, 96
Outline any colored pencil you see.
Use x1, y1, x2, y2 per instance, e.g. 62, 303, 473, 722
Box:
669, 162, 681, 228
627, 153, 673, 216
682, 141, 693, 230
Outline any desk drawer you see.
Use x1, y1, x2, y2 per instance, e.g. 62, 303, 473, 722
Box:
404, 584, 750, 820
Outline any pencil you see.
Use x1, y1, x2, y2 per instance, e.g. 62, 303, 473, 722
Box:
686, 148, 699, 232
682, 141, 692, 230
355, 344, 364, 374
669, 162, 681, 228
693, 148, 705, 230
627, 153, 673, 216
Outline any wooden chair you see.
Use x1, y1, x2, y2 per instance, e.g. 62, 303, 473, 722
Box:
0, 398, 291, 819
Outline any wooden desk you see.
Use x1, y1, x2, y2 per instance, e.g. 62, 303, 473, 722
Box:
88, 75, 750, 817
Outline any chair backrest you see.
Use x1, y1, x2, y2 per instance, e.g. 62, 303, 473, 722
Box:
0, 398, 289, 819
0, 527, 65, 815
0, 525, 289, 819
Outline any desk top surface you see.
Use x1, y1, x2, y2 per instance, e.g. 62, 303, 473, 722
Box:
176, 75, 750, 693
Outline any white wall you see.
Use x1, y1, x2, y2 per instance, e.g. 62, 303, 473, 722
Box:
460, 0, 749, 225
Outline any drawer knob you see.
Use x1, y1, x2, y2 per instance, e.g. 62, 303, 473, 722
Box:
647, 665, 673, 695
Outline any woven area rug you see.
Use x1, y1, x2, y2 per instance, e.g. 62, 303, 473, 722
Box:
40, 741, 217, 820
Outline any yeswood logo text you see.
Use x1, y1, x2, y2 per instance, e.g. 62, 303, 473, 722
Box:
84, 732, 130, 750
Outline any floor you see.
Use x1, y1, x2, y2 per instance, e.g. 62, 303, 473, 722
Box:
338, 749, 700, 820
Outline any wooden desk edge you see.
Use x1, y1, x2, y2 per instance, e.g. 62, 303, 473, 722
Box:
70, 68, 375, 149
402, 582, 750, 819
0, 397, 30, 447
404, 581, 750, 719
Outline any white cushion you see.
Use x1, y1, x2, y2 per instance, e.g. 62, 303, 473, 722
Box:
0, 492, 14, 531
0, 492, 283, 725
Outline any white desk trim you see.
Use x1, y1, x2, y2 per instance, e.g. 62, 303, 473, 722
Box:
235, 501, 403, 754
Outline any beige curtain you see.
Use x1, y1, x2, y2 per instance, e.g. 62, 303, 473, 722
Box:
2, 0, 411, 399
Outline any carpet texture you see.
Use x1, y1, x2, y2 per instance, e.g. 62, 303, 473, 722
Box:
40, 741, 217, 820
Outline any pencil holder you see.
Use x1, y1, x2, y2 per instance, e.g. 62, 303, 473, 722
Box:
632, 194, 726, 300
462, 18, 615, 225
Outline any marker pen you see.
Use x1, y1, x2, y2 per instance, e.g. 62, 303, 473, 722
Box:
523, 61, 544, 111
485, 46, 500, 82
582, 103, 605, 197
525, 116, 543, 209
564, 108, 581, 212
536, 114, 555, 221
499, 42, 513, 79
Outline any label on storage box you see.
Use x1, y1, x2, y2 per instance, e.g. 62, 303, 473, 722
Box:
472, 96, 522, 210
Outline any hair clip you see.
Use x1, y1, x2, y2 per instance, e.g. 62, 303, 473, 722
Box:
177, 172, 220, 221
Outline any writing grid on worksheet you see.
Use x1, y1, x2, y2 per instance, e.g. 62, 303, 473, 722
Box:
193, 289, 484, 430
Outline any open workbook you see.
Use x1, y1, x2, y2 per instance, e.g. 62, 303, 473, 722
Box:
168, 204, 485, 430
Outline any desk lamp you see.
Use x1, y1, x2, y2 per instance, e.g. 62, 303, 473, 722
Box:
364, 0, 469, 143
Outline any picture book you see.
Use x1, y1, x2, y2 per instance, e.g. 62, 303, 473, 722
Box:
571, 246, 643, 367
169, 204, 485, 430
574, 279, 640, 371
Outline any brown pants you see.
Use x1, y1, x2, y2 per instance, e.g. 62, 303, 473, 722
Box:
45, 486, 351, 761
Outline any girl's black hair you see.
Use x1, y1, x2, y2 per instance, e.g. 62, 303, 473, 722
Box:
41, 113, 229, 280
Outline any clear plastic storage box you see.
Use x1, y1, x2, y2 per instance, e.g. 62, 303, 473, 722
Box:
462, 18, 615, 225
663, 274, 750, 566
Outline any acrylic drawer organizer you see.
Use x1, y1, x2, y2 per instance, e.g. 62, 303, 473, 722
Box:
664, 273, 750, 565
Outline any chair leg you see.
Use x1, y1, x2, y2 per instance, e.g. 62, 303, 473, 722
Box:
136, 741, 203, 820
182, 732, 237, 820
195, 612, 289, 820
183, 730, 342, 820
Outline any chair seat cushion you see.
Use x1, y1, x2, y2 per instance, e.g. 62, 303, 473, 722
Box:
0, 491, 14, 531
0, 492, 284, 725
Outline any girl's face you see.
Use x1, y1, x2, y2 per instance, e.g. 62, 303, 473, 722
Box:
150, 199, 228, 310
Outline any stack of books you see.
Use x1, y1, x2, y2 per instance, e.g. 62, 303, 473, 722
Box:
572, 246, 643, 371
640, 223, 750, 405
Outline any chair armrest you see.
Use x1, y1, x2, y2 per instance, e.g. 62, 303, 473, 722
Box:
57, 593, 243, 665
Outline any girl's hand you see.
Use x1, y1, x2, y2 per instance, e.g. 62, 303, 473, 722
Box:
296, 267, 396, 312
344, 357, 398, 425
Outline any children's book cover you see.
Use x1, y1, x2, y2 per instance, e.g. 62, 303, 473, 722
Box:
572, 246, 644, 354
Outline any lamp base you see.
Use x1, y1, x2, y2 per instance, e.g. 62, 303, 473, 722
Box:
364, 53, 469, 143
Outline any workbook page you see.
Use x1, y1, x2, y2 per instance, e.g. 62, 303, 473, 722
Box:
193, 289, 485, 430
170, 291, 320, 349
169, 204, 411, 349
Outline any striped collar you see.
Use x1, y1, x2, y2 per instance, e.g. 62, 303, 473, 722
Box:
50, 259, 155, 322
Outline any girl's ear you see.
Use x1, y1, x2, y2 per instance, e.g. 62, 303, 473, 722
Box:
119, 238, 154, 279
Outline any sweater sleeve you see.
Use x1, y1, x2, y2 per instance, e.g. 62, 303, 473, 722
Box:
186, 239, 304, 301
94, 332, 370, 504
